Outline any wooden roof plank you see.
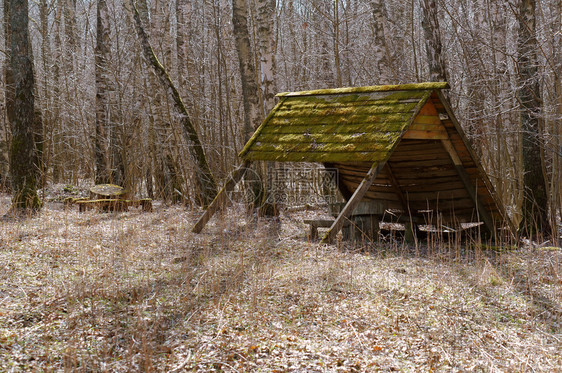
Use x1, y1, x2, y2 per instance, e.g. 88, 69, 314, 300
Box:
277, 82, 449, 97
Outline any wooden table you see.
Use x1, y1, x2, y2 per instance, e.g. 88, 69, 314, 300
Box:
75, 184, 152, 212
89, 184, 128, 199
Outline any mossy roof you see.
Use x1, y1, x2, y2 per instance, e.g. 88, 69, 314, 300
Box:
239, 82, 449, 163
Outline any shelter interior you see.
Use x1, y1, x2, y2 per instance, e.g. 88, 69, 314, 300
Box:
326, 96, 491, 227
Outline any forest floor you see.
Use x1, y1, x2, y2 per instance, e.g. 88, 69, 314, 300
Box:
0, 192, 561, 372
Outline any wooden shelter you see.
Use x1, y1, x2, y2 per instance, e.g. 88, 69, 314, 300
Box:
193, 82, 514, 242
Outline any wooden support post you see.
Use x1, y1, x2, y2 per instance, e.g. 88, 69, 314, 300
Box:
384, 163, 417, 244
441, 139, 495, 234
192, 160, 252, 233
321, 162, 384, 244
384, 164, 408, 212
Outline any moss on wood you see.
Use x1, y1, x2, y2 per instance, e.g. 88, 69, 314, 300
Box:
240, 84, 436, 164
250, 139, 395, 154
267, 114, 412, 127
276, 82, 448, 97
274, 102, 418, 118
256, 131, 402, 145
243, 150, 390, 163
261, 123, 408, 136
281, 91, 427, 107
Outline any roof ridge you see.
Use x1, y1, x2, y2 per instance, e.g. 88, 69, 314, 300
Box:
276, 82, 449, 97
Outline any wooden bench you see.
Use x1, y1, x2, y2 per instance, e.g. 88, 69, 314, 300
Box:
76, 198, 152, 212
304, 219, 351, 241
63, 197, 89, 208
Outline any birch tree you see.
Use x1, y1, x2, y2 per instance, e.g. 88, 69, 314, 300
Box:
232, 0, 261, 143
421, 0, 448, 82
371, 0, 391, 83
256, 0, 276, 115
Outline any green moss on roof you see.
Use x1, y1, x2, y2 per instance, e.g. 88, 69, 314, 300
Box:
243, 150, 391, 163
276, 82, 449, 97
240, 85, 436, 162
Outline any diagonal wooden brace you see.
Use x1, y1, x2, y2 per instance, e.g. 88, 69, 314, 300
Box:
441, 139, 495, 234
192, 160, 252, 233
321, 161, 385, 244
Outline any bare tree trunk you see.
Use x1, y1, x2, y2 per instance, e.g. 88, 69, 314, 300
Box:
232, 0, 261, 143
176, 0, 187, 89
63, 0, 77, 72
94, 0, 112, 184
51, 0, 63, 182
256, 0, 276, 115
421, 0, 448, 82
130, 0, 217, 206
7, 0, 41, 212
4, 0, 14, 127
370, 0, 391, 83
516, 0, 550, 237
2, 0, 14, 189
256, 0, 280, 217
136, 0, 178, 202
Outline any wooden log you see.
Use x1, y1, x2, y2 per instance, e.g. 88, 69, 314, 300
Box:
64, 197, 89, 207
191, 160, 252, 234
321, 161, 385, 244
76, 199, 129, 212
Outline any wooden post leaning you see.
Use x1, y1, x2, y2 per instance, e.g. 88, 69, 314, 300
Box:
321, 161, 385, 244
440, 139, 496, 234
192, 160, 252, 234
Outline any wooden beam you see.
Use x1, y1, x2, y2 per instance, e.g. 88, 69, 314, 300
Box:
402, 129, 449, 140
384, 163, 410, 213
441, 139, 495, 233
385, 163, 420, 243
321, 162, 384, 244
192, 160, 252, 233
435, 91, 516, 236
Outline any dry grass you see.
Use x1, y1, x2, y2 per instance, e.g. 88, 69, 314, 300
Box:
0, 195, 561, 372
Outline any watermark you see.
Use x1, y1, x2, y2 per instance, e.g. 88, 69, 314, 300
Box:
227, 166, 340, 207
266, 166, 340, 205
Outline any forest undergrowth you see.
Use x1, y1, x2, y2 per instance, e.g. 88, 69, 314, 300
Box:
0, 193, 561, 372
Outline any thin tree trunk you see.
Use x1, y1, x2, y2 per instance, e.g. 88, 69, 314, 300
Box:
51, 0, 63, 182
256, 0, 276, 114
256, 0, 280, 217
94, 0, 112, 184
130, 0, 217, 206
516, 0, 550, 237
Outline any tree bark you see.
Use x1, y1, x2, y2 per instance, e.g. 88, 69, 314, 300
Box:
256, 0, 276, 115
94, 0, 112, 184
7, 0, 41, 211
516, 0, 550, 237
232, 0, 261, 143
370, 0, 391, 83
130, 0, 217, 206
421, 0, 448, 82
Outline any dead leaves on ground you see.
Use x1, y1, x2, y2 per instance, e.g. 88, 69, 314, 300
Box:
0, 198, 560, 371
